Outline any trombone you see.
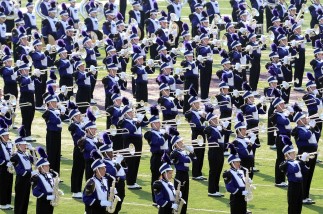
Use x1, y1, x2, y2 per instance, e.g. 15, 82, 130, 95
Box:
280, 79, 299, 88
91, 105, 111, 117
106, 125, 129, 136
174, 65, 192, 75
68, 48, 87, 59
114, 143, 136, 156
297, 152, 318, 160
232, 63, 252, 71
161, 115, 197, 127
61, 96, 90, 107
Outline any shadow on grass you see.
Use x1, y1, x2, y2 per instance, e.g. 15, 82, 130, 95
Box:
127, 178, 152, 202
254, 171, 275, 183
303, 204, 323, 213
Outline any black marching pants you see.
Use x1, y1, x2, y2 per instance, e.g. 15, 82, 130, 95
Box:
85, 159, 94, 181
14, 173, 31, 214
288, 181, 303, 214
0, 165, 13, 205
71, 146, 85, 193
114, 179, 125, 214
76, 86, 91, 114
36, 197, 53, 214
124, 136, 142, 185
46, 130, 62, 174
191, 130, 205, 178
275, 135, 287, 184
294, 50, 305, 88
35, 72, 47, 107
150, 152, 163, 203
174, 170, 189, 214
183, 77, 198, 113
20, 92, 35, 137
208, 146, 224, 193
59, 75, 74, 100
200, 62, 212, 100
135, 82, 148, 102
230, 194, 247, 214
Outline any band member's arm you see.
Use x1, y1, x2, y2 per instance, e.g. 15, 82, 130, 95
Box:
153, 180, 175, 208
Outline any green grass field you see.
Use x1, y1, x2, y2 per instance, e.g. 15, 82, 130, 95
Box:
1, 0, 323, 213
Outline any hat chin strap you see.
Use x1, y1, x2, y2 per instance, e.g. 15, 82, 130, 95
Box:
237, 129, 245, 137
96, 168, 103, 178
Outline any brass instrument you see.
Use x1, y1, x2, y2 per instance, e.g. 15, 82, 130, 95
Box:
42, 45, 57, 54
79, 0, 105, 21
68, 48, 87, 59
174, 65, 192, 75
50, 170, 64, 207
197, 54, 213, 63
161, 115, 197, 127
90, 105, 111, 117
114, 144, 136, 156
305, 25, 320, 37
7, 161, 15, 174
106, 175, 121, 213
173, 180, 186, 214
243, 167, 255, 202
297, 152, 318, 161
295, 4, 309, 22
232, 63, 252, 71
168, 13, 180, 45
107, 125, 130, 136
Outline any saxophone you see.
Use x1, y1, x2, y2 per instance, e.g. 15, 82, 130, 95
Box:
106, 176, 121, 213
243, 167, 256, 202
50, 171, 64, 207
173, 180, 186, 214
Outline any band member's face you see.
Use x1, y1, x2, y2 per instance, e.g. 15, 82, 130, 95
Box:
109, 69, 117, 76
88, 127, 97, 136
232, 161, 241, 169
202, 21, 209, 27
176, 141, 184, 148
109, 50, 116, 56
85, 40, 93, 48
96, 166, 106, 178
79, 64, 85, 71
277, 102, 285, 111
49, 101, 57, 109
40, 165, 50, 173
196, 8, 202, 13
61, 14, 69, 21
289, 9, 296, 16
73, 114, 81, 123
309, 86, 317, 92
184, 35, 191, 41
132, 38, 139, 44
152, 121, 161, 130
20, 69, 29, 76
5, 59, 12, 67
18, 144, 27, 152
227, 26, 235, 33
202, 38, 209, 45
117, 24, 125, 31
27, 6, 34, 12
273, 21, 281, 26
35, 44, 42, 51
160, 21, 168, 28
298, 117, 308, 125
240, 14, 247, 21
70, 2, 76, 6
317, 53, 323, 60
250, 37, 256, 43
163, 170, 173, 180
221, 87, 229, 94
107, 14, 115, 20
163, 67, 171, 75
90, 12, 97, 18
272, 57, 279, 63
223, 63, 231, 70
239, 128, 246, 136
210, 117, 218, 126
66, 30, 74, 37
114, 98, 122, 106
60, 52, 67, 59
186, 55, 193, 61
0, 17, 5, 23
136, 57, 144, 65
236, 45, 242, 51
126, 111, 134, 119
151, 13, 157, 19
320, 19, 323, 25
20, 37, 28, 46
0, 134, 9, 142
161, 89, 170, 96
192, 102, 200, 110
160, 49, 167, 55
270, 82, 277, 88
247, 96, 254, 104
294, 27, 301, 35
49, 11, 56, 18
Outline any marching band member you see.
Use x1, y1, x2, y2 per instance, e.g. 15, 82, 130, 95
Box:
223, 144, 251, 214
232, 112, 259, 179
204, 105, 228, 197
42, 85, 64, 175
308, 0, 322, 28
145, 3, 160, 59
271, 96, 293, 187
268, 11, 282, 45
266, 44, 284, 85
54, 39, 74, 99
62, 18, 78, 54
41, 1, 58, 44
144, 105, 170, 203
1, 0, 15, 32
67, 101, 86, 199
74, 60, 96, 114
157, 76, 182, 121
0, 46, 17, 103
229, 34, 248, 84
302, 72, 323, 135
10, 126, 34, 214
240, 82, 266, 172
205, 0, 220, 23
184, 87, 207, 180
15, 26, 31, 61
99, 133, 127, 214
250, 0, 264, 24
0, 7, 7, 46
131, 45, 154, 103
56, 4, 70, 39
84, 2, 103, 40
128, 1, 144, 40
12, 14, 25, 58
30, 33, 50, 110
16, 55, 37, 142
23, 0, 38, 36
102, 5, 117, 37
181, 43, 199, 112
0, 119, 13, 210
40, 0, 50, 17
189, 3, 204, 37
170, 131, 196, 213
31, 147, 58, 214
275, 0, 288, 21
82, 154, 112, 214
291, 109, 319, 205
82, 31, 101, 104
67, 0, 79, 26
153, 163, 181, 214
279, 136, 309, 214
102, 62, 120, 110
158, 62, 184, 97
104, 0, 118, 15
78, 108, 100, 180
310, 40, 323, 90
118, 104, 147, 190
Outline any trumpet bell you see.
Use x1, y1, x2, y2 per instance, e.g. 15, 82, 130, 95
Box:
194, 135, 204, 147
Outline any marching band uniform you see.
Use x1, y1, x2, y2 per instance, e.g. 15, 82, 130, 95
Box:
15, 27, 32, 61
67, 102, 86, 198
41, 3, 58, 44
189, 3, 204, 37
145, 7, 160, 59
205, 0, 220, 23
291, 111, 319, 205
67, 0, 79, 25
40, 0, 50, 17
62, 20, 78, 54
23, 2, 38, 35
157, 62, 184, 97
83, 159, 112, 214
184, 92, 206, 180
153, 163, 181, 214
247, 33, 262, 92
11, 130, 34, 214
0, 47, 17, 102
223, 144, 250, 214
42, 87, 63, 174
102, 62, 120, 110
144, 106, 169, 202
229, 39, 248, 84
31, 147, 57, 214
250, 0, 264, 24
1, 0, 14, 32
0, 11, 7, 46
308, 0, 322, 28
310, 42, 323, 90
128, 1, 145, 40
166, 0, 186, 47
84, 6, 103, 40
170, 134, 196, 213
279, 136, 309, 214
56, 9, 70, 39
119, 106, 147, 189
229, 0, 239, 22
0, 121, 13, 210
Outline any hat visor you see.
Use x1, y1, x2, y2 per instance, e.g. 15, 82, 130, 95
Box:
228, 157, 241, 164
284, 148, 295, 155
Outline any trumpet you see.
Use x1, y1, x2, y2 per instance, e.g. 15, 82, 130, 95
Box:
42, 44, 57, 54
133, 100, 149, 108
197, 55, 213, 63
174, 65, 192, 75
57, 84, 78, 93
297, 152, 318, 160
67, 96, 90, 107
170, 89, 190, 96
288, 39, 306, 47
305, 25, 320, 37
232, 63, 252, 71
297, 97, 319, 107
107, 125, 129, 136
85, 66, 105, 71
280, 79, 299, 88
68, 48, 87, 59
117, 72, 135, 81
91, 105, 110, 117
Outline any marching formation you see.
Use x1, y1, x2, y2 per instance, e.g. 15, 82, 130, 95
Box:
0, 0, 322, 213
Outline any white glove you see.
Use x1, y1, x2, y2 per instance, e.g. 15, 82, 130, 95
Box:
120, 72, 126, 80
171, 203, 179, 210
194, 35, 200, 43
59, 105, 66, 114
171, 48, 178, 55
197, 55, 204, 62
60, 85, 67, 93
115, 154, 124, 164
283, 110, 290, 117
136, 113, 144, 122
309, 119, 316, 128
235, 63, 241, 71
283, 56, 289, 65
249, 133, 257, 143
175, 88, 182, 96
175, 68, 182, 75
221, 120, 230, 129
142, 38, 148, 46
217, 125, 223, 131
6, 162, 13, 168
301, 152, 309, 162
47, 195, 55, 201
291, 40, 297, 47
46, 44, 51, 52
232, 89, 240, 98
33, 69, 41, 77
242, 190, 248, 196
164, 125, 170, 134
147, 59, 154, 67
306, 29, 312, 35
239, 27, 247, 34
31, 170, 38, 176
1, 106, 8, 114
90, 65, 96, 72
100, 200, 112, 207
287, 106, 294, 113
160, 129, 166, 134
282, 81, 290, 89
27, 143, 33, 150
185, 145, 194, 153
259, 96, 265, 104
